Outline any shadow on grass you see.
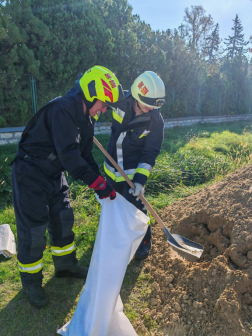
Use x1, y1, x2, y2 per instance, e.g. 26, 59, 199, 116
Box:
0, 254, 11, 263
0, 252, 92, 336
0, 252, 145, 336
121, 257, 149, 303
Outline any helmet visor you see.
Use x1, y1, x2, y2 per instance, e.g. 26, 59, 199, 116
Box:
138, 94, 165, 107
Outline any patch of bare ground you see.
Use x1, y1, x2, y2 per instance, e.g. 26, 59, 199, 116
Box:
143, 164, 252, 335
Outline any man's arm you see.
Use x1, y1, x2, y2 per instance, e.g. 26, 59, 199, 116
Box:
50, 107, 98, 185
82, 137, 101, 176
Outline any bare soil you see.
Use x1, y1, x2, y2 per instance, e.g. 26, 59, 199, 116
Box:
143, 164, 252, 335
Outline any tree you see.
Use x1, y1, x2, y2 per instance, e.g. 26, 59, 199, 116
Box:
0, 0, 251, 125
224, 14, 249, 59
183, 5, 214, 51
0, 5, 9, 72
98, 0, 140, 86
30, 0, 115, 106
221, 54, 250, 114
177, 24, 188, 40
0, 0, 51, 125
202, 23, 220, 61
1, 0, 50, 76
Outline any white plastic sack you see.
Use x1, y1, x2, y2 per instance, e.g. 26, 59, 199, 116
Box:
0, 224, 16, 258
57, 192, 149, 336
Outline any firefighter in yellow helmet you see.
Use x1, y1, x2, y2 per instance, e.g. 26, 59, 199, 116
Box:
11, 66, 124, 308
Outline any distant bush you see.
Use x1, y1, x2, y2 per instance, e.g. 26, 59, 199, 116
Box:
0, 116, 7, 128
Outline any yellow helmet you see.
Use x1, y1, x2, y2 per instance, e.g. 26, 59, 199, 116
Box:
79, 65, 124, 108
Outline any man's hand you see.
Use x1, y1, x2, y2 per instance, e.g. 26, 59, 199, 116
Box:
129, 183, 144, 201
89, 176, 116, 200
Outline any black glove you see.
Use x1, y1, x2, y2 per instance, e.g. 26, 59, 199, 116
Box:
89, 176, 116, 200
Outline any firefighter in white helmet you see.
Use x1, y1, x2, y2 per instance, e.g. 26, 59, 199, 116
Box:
104, 71, 165, 260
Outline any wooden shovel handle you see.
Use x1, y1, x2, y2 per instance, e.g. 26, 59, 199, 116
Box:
93, 136, 165, 230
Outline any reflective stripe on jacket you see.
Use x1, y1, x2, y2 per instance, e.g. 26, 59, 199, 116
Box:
105, 91, 164, 186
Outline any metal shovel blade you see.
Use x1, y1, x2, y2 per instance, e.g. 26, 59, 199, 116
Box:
163, 227, 203, 260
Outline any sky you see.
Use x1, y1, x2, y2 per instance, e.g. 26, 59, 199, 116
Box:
127, 0, 252, 43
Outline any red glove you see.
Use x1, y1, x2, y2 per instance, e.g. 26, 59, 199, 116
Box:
89, 176, 116, 200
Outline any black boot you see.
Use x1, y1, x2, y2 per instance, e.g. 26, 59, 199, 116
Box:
55, 264, 89, 279
135, 225, 152, 260
23, 284, 49, 309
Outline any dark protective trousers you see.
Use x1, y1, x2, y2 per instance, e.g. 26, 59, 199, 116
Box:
106, 178, 152, 244
12, 156, 78, 287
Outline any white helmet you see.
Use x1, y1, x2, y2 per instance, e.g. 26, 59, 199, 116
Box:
131, 71, 165, 109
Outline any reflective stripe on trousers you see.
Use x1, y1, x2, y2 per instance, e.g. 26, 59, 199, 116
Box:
51, 241, 76, 256
18, 259, 43, 274
18, 241, 76, 274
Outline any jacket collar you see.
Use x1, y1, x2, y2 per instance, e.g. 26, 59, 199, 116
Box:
65, 85, 90, 122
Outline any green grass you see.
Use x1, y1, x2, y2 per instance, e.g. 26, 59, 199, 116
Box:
1, 121, 252, 335
0, 144, 17, 207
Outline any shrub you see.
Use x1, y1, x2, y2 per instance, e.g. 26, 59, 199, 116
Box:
0, 116, 7, 128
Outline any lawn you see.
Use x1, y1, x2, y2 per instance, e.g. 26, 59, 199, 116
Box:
1, 121, 252, 335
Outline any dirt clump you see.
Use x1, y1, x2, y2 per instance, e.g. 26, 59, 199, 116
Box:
144, 164, 252, 335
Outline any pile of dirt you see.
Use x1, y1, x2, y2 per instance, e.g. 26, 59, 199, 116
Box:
143, 164, 252, 335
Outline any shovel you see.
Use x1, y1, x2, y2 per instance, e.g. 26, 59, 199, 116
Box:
93, 137, 204, 261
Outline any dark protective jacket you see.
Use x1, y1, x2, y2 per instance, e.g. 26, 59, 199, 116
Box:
18, 86, 100, 185
105, 91, 164, 186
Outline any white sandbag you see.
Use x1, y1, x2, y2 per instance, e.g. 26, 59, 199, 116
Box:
57, 192, 149, 336
0, 224, 16, 258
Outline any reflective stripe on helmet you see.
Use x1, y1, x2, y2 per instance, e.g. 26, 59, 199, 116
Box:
18, 259, 43, 273
51, 242, 76, 256
101, 79, 114, 103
